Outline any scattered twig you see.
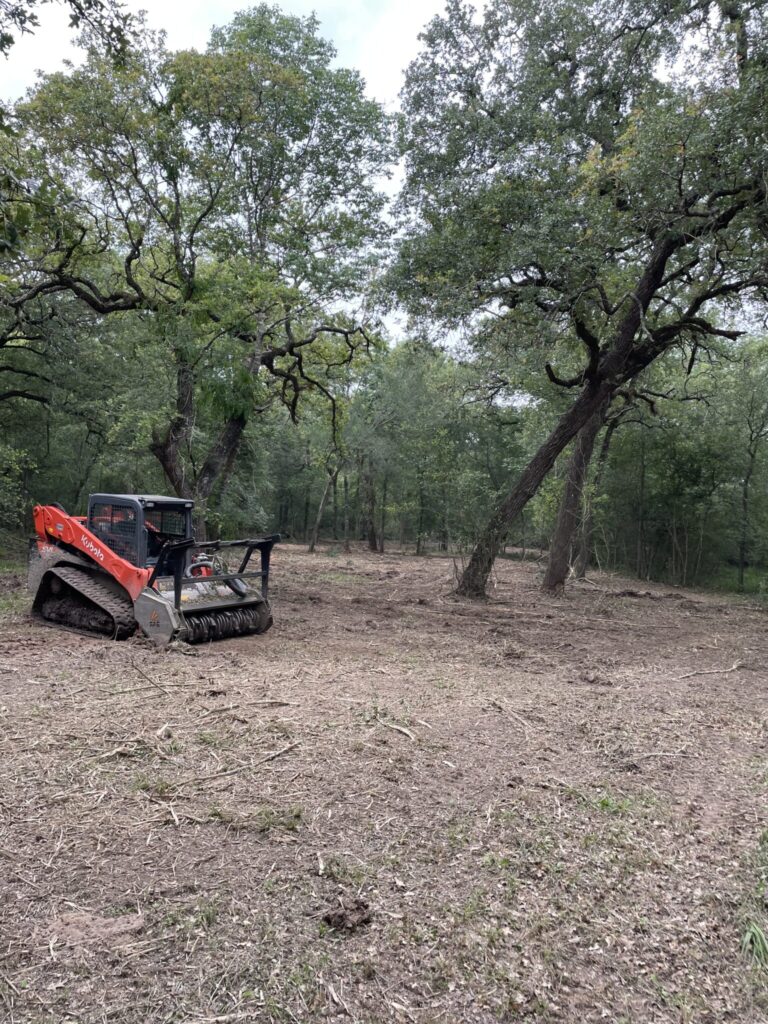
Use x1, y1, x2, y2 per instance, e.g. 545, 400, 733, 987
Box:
97, 737, 147, 761
44, 827, 65, 869
253, 740, 301, 767
327, 981, 351, 1015
485, 700, 536, 735
130, 658, 172, 695
387, 998, 417, 1022
673, 660, 742, 681
196, 705, 238, 722
187, 1014, 250, 1023
548, 777, 593, 804
376, 717, 416, 742
508, 709, 536, 734
171, 741, 301, 791
635, 750, 696, 759
244, 699, 298, 708
0, 972, 20, 996
161, 801, 180, 826
578, 577, 606, 589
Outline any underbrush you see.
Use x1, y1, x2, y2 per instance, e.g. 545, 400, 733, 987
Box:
0, 548, 28, 621
708, 565, 768, 597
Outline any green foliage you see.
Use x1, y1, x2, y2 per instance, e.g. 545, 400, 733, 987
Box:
0, 441, 31, 528
393, 0, 768, 595
0, 0, 132, 59
396, 0, 768, 332
3, 0, 768, 600
582, 340, 768, 588
263, 339, 532, 550
742, 920, 768, 967
2, 5, 392, 516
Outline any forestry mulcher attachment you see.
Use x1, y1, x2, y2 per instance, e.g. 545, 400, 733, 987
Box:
29, 494, 279, 645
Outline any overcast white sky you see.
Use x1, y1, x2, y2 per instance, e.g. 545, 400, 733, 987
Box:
0, 0, 450, 108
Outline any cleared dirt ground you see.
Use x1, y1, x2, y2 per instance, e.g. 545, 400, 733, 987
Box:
1, 545, 767, 1023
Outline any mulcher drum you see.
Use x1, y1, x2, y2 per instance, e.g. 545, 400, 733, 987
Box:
184, 602, 273, 642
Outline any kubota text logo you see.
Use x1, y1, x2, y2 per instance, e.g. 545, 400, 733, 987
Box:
81, 534, 105, 561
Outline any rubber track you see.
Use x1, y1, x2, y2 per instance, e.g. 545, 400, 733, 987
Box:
46, 566, 136, 640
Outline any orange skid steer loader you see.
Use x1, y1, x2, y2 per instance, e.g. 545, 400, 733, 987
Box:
29, 494, 279, 644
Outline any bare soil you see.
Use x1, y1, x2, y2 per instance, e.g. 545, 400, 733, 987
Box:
1, 545, 767, 1023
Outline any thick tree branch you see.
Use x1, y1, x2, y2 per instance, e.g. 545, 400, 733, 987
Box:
0, 388, 49, 404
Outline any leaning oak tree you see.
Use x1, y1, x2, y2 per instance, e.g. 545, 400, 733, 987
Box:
2, 6, 391, 525
397, 0, 768, 596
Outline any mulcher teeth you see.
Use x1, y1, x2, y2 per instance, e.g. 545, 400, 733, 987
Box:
184, 603, 272, 643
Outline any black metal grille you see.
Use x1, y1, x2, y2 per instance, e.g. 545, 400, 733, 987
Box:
144, 508, 187, 538
89, 502, 139, 564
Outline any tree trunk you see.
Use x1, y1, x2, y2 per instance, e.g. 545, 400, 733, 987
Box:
149, 357, 195, 499
332, 473, 339, 540
278, 494, 289, 534
542, 404, 606, 593
574, 417, 618, 579
416, 479, 426, 555
439, 485, 449, 551
520, 510, 526, 563
303, 488, 311, 543
194, 414, 247, 506
343, 474, 351, 553
693, 516, 706, 583
456, 234, 678, 597
149, 348, 250, 539
636, 430, 646, 578
364, 463, 377, 552
457, 380, 613, 595
353, 472, 362, 540
308, 470, 336, 553
738, 451, 756, 592
378, 475, 388, 553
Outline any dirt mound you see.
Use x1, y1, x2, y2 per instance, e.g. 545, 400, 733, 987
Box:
50, 911, 145, 948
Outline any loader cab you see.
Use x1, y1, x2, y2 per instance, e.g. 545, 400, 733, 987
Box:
87, 494, 194, 571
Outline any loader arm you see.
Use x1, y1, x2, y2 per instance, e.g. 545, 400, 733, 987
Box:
33, 504, 152, 601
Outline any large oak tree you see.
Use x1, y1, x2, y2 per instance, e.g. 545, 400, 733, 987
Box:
2, 5, 391, 524
397, 0, 768, 596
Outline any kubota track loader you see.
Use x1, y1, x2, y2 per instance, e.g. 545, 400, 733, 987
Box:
28, 494, 279, 644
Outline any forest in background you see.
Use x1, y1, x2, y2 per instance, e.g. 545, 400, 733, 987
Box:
3, 0, 768, 594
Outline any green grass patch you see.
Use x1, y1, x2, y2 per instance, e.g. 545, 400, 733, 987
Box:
742, 921, 768, 966
741, 828, 768, 969
596, 792, 635, 815
316, 570, 360, 584
0, 554, 29, 622
133, 774, 173, 798
196, 730, 225, 748
0, 587, 29, 620
207, 804, 303, 833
